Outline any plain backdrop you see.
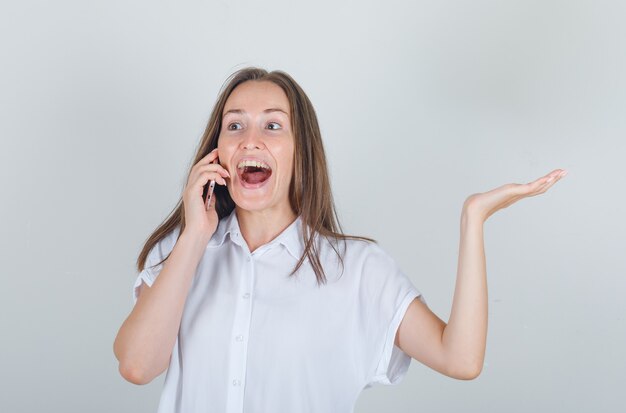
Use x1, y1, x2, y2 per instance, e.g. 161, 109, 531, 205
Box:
1, 0, 624, 412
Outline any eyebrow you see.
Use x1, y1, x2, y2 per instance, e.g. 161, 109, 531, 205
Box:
222, 108, 289, 119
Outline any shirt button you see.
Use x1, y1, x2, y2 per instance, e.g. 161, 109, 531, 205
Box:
246, 256, 251, 262
242, 293, 250, 299
232, 379, 241, 386
235, 334, 244, 342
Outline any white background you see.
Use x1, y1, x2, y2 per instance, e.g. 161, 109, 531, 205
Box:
1, 0, 624, 411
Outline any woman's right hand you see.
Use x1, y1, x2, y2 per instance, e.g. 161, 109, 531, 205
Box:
182, 148, 230, 241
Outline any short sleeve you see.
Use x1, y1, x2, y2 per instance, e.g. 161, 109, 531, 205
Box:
132, 227, 180, 305
360, 244, 427, 388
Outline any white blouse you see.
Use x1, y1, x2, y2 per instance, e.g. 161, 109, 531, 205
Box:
132, 209, 426, 413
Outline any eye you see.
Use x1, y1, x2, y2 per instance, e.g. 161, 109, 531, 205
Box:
267, 122, 282, 130
227, 122, 242, 131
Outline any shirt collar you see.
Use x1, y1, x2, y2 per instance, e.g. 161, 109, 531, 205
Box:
207, 209, 305, 260
206, 209, 239, 248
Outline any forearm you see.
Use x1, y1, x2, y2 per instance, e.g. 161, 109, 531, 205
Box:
114, 230, 210, 384
441, 208, 488, 378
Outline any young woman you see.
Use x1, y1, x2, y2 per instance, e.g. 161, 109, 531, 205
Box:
113, 67, 566, 412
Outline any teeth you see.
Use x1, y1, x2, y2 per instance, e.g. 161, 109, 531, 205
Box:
237, 159, 271, 170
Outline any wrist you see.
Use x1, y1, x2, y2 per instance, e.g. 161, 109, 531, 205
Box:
461, 206, 485, 227
180, 227, 212, 248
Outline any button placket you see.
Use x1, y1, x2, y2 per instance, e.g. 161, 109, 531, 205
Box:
239, 256, 254, 349
225, 253, 250, 412
226, 251, 255, 412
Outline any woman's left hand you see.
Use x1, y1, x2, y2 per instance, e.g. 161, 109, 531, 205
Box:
463, 168, 568, 223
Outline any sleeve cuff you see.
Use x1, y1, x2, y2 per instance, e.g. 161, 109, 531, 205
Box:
366, 290, 425, 387
132, 269, 155, 305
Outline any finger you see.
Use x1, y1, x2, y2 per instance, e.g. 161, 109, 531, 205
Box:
189, 165, 229, 187
509, 179, 549, 198
541, 175, 565, 192
188, 152, 218, 184
540, 170, 568, 188
194, 172, 226, 187
196, 171, 227, 186
189, 157, 230, 185
523, 180, 553, 196
526, 170, 562, 189
524, 172, 564, 196
197, 162, 230, 179
540, 169, 567, 184
195, 148, 220, 169
532, 174, 555, 187
188, 172, 226, 200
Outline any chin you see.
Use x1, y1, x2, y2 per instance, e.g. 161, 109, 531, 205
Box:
234, 200, 272, 212
228, 189, 273, 212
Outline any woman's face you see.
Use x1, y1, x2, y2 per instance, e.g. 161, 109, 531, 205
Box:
218, 80, 295, 214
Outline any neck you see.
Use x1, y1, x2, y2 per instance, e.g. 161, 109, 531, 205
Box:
235, 205, 298, 253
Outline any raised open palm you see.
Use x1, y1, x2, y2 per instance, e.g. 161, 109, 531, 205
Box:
464, 169, 568, 222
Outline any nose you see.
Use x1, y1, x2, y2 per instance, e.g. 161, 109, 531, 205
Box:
240, 128, 265, 150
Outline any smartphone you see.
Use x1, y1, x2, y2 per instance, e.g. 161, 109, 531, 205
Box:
203, 179, 216, 211
202, 159, 217, 210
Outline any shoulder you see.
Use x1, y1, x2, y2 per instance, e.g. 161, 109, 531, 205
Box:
141, 225, 183, 279
325, 236, 393, 262
316, 235, 397, 276
150, 225, 182, 258
164, 225, 182, 247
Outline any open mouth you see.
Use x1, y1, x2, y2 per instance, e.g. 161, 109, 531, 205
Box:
237, 159, 273, 187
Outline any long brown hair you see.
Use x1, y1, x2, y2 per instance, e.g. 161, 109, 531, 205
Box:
137, 66, 376, 286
